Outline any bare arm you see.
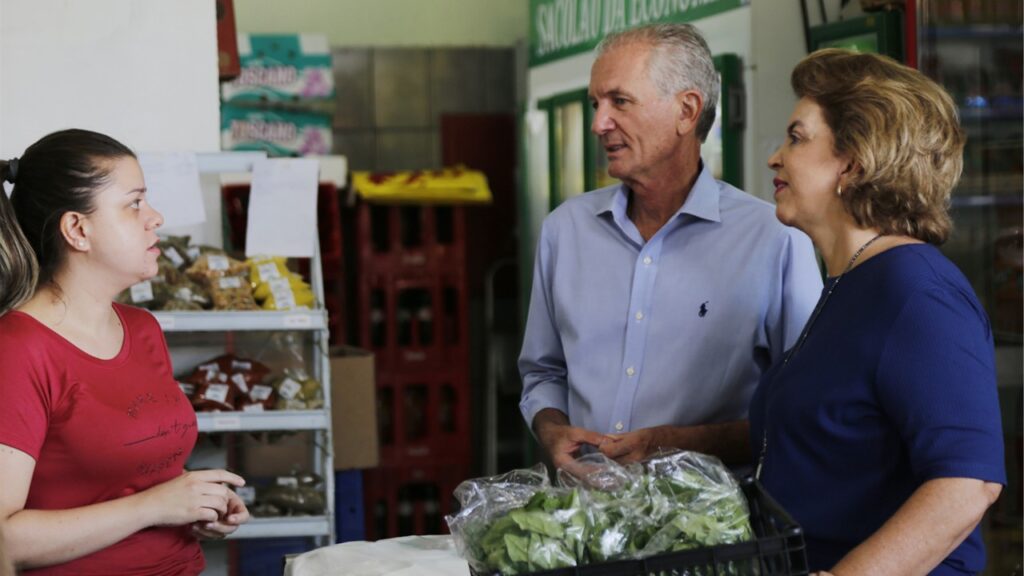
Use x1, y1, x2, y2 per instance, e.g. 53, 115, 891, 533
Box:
598, 420, 751, 465
0, 443, 244, 569
823, 478, 1001, 576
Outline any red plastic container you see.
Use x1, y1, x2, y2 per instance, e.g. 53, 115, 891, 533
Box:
362, 462, 470, 540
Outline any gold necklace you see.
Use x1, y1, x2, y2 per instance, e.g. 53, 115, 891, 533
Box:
754, 233, 885, 480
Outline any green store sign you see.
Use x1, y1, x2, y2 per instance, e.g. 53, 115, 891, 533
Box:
530, 0, 747, 66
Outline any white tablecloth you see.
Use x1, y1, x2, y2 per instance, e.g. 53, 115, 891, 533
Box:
284, 535, 468, 576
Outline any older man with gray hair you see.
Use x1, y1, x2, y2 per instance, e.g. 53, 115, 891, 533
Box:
519, 23, 822, 472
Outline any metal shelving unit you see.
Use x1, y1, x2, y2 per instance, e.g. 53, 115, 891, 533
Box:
228, 516, 331, 540
155, 309, 327, 332
162, 152, 335, 548
196, 410, 330, 433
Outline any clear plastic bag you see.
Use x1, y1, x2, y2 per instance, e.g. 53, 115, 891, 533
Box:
447, 450, 754, 575
446, 464, 586, 575
636, 450, 754, 555
256, 333, 323, 410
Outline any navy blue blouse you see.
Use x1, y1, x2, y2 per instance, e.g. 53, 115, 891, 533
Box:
750, 243, 1006, 574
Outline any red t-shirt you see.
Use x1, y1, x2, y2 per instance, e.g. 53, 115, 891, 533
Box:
0, 304, 204, 575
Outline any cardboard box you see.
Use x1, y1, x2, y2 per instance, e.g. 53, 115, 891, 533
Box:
220, 105, 333, 157
239, 432, 312, 478
330, 347, 380, 469
220, 33, 335, 103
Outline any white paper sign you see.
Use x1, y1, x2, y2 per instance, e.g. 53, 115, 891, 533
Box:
245, 158, 319, 257
137, 152, 206, 228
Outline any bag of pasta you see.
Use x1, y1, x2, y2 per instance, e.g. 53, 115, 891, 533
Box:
248, 255, 290, 285
158, 275, 212, 311
248, 256, 315, 311
271, 368, 323, 410
208, 275, 260, 310
258, 278, 315, 311
117, 278, 174, 310
158, 235, 194, 270
186, 252, 248, 281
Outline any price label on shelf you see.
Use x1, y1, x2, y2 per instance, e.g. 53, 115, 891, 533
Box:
283, 314, 312, 328
156, 315, 175, 330
212, 415, 242, 430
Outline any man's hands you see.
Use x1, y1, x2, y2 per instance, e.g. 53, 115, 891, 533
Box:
597, 426, 667, 464
534, 414, 752, 469
533, 411, 672, 468
533, 409, 613, 471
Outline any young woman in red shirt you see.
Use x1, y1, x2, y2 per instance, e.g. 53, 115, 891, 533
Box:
0, 129, 249, 575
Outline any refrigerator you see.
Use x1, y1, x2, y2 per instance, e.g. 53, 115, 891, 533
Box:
807, 3, 1021, 346
916, 1, 1023, 343
917, 1, 1023, 570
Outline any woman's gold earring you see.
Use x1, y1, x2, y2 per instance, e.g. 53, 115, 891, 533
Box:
836, 184, 843, 197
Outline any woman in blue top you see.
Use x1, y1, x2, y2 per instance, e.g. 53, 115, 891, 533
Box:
750, 49, 1006, 575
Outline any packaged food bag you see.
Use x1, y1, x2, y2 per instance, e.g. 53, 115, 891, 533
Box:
448, 451, 754, 574
447, 465, 585, 575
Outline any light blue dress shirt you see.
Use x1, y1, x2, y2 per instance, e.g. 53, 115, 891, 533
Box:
519, 165, 822, 435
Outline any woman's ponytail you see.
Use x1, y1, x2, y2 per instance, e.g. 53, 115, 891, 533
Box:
0, 159, 39, 315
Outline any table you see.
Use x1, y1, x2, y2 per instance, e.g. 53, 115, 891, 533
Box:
284, 535, 468, 576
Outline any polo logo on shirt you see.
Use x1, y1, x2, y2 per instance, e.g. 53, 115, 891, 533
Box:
699, 301, 709, 317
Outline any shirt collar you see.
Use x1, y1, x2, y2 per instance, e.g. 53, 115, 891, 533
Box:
595, 160, 722, 224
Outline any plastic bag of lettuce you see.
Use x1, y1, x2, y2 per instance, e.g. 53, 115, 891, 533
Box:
445, 464, 586, 575
446, 450, 753, 576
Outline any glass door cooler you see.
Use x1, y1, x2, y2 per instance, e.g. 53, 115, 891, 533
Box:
917, 3, 1022, 570
918, 0, 1023, 344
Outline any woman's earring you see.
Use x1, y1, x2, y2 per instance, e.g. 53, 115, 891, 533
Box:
77, 241, 85, 248
836, 184, 843, 197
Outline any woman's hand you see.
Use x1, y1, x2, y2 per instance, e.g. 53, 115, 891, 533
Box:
139, 469, 246, 527
190, 490, 250, 540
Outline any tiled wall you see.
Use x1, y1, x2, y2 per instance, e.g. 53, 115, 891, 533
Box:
331, 47, 517, 171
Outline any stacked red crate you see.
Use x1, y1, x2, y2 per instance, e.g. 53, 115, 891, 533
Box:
222, 183, 346, 343
362, 463, 470, 540
358, 272, 468, 372
354, 200, 471, 538
374, 369, 471, 466
356, 203, 466, 274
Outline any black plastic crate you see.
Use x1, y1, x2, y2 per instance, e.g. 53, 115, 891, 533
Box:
468, 477, 808, 576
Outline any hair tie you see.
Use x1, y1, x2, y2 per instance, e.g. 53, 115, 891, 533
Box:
4, 157, 18, 184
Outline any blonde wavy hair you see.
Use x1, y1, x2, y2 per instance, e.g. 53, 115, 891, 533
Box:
791, 48, 963, 244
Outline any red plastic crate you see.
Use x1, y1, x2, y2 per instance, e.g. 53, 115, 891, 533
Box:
358, 271, 468, 372
323, 289, 346, 345
375, 369, 471, 468
358, 268, 468, 373
355, 202, 465, 275
362, 462, 470, 541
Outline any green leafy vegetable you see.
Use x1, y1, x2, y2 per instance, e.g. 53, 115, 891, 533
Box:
448, 451, 755, 575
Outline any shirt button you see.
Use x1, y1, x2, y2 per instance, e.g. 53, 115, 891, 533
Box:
615, 422, 624, 431
626, 366, 635, 377
643, 256, 653, 265
635, 311, 644, 321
